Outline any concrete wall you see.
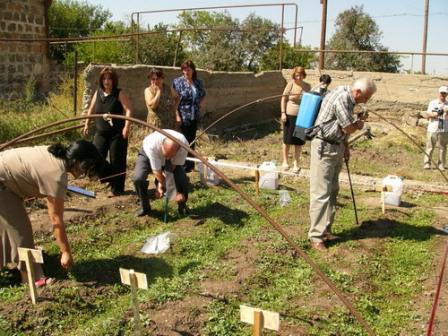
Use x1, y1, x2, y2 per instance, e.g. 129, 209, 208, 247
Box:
299, 69, 448, 106
82, 64, 448, 130
82, 65, 285, 128
0, 0, 50, 99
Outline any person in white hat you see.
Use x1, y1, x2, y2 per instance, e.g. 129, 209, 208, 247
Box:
423, 86, 448, 170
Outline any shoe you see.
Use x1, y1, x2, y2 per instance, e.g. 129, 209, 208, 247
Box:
178, 204, 190, 217
323, 233, 340, 241
135, 208, 150, 217
423, 164, 430, 170
291, 166, 300, 174
438, 165, 445, 171
310, 241, 327, 251
281, 163, 290, 170
35, 277, 56, 288
107, 190, 123, 198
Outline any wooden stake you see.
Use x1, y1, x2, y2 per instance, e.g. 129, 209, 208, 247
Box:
129, 270, 141, 336
253, 310, 263, 336
18, 247, 43, 305
381, 187, 387, 214
119, 268, 148, 336
240, 305, 279, 334
255, 169, 260, 196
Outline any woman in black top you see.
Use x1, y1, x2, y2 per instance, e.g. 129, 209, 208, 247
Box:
83, 67, 133, 196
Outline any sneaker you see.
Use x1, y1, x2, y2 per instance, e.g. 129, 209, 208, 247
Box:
178, 204, 190, 217
423, 164, 430, 170
281, 163, 290, 170
323, 233, 341, 241
35, 277, 56, 288
291, 165, 300, 174
135, 208, 150, 217
310, 241, 327, 251
439, 165, 446, 171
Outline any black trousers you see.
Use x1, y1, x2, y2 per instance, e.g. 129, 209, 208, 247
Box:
180, 119, 198, 172
133, 148, 189, 209
94, 131, 128, 194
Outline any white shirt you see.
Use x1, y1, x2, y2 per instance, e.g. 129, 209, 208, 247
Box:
142, 130, 189, 170
427, 99, 448, 133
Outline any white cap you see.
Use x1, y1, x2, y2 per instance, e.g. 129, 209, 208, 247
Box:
439, 86, 448, 93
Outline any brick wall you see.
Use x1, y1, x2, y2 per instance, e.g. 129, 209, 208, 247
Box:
0, 0, 50, 99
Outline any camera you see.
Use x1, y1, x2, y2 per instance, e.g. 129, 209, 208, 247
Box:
357, 106, 368, 120
433, 107, 444, 117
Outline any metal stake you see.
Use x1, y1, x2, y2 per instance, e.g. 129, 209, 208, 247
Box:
344, 157, 359, 226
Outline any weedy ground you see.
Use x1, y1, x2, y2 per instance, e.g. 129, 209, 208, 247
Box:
1, 90, 447, 335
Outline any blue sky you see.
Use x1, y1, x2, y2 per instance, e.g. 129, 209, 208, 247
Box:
88, 0, 448, 75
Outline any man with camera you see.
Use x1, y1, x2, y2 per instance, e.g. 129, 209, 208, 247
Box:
423, 86, 448, 170
308, 78, 377, 251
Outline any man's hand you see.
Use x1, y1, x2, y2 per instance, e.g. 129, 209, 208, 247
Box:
175, 193, 186, 203
344, 145, 351, 161
154, 184, 164, 199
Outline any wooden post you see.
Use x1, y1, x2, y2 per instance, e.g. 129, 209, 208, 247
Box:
253, 310, 263, 336
18, 247, 43, 305
129, 270, 141, 336
255, 169, 260, 196
240, 305, 279, 335
119, 268, 148, 336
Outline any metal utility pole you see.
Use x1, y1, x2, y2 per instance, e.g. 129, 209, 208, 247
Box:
421, 0, 429, 74
319, 0, 328, 70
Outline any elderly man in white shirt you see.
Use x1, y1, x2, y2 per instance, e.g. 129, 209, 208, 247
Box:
424, 86, 448, 170
133, 130, 190, 217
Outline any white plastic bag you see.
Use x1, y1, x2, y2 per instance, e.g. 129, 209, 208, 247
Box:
140, 231, 176, 255
279, 190, 291, 207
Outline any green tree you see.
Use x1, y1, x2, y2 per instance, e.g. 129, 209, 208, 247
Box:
48, 0, 111, 61
326, 6, 400, 72
65, 21, 133, 66
239, 14, 280, 71
177, 11, 282, 72
136, 24, 187, 67
260, 43, 315, 70
177, 10, 242, 71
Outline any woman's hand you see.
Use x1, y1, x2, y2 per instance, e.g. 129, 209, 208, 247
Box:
60, 251, 73, 270
281, 113, 287, 123
82, 123, 89, 136
122, 125, 130, 139
175, 113, 182, 125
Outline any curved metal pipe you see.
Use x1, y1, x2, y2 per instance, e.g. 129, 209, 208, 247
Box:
192, 93, 288, 146
369, 110, 448, 184
1, 114, 375, 336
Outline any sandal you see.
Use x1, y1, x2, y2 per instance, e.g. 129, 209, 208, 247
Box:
35, 277, 56, 288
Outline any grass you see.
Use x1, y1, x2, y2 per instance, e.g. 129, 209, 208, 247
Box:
0, 74, 83, 145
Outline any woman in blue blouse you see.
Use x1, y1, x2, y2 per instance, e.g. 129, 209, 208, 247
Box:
171, 60, 206, 172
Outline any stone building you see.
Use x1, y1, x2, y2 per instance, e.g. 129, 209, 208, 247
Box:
0, 0, 51, 99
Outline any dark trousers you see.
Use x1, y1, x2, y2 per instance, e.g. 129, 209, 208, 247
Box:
133, 148, 189, 211
180, 119, 198, 172
94, 131, 128, 194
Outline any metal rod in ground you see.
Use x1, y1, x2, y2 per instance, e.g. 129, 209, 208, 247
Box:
427, 241, 448, 336
345, 157, 359, 226
164, 193, 169, 223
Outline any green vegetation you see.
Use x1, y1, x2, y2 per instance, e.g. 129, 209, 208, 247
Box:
326, 6, 400, 72
0, 162, 445, 334
0, 76, 82, 144
1, 90, 447, 334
